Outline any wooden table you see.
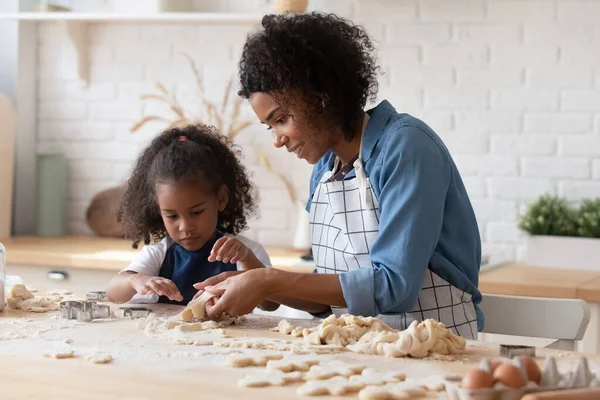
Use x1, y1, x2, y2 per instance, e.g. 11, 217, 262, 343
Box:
1, 303, 598, 400
479, 262, 600, 354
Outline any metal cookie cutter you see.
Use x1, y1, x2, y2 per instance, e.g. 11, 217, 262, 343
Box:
500, 344, 536, 358
60, 300, 111, 322
119, 306, 152, 319
86, 291, 108, 302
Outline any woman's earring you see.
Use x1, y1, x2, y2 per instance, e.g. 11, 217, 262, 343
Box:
321, 100, 326, 108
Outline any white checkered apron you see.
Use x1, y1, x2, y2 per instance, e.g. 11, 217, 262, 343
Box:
309, 156, 478, 339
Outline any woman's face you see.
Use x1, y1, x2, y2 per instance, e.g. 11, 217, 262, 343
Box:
249, 92, 332, 165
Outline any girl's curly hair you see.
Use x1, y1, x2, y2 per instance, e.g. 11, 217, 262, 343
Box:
119, 125, 256, 248
238, 12, 379, 140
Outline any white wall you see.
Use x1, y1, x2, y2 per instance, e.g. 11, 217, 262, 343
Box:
30, 0, 600, 263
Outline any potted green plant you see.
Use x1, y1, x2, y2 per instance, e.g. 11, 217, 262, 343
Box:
518, 194, 600, 270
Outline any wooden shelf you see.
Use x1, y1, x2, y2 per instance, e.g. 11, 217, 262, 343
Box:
0, 12, 265, 23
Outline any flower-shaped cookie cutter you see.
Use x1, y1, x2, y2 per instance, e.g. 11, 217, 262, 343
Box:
60, 300, 111, 322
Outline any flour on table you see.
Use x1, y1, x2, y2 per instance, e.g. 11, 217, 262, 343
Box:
214, 338, 344, 354
238, 370, 304, 388
85, 352, 113, 364
297, 376, 365, 396
225, 353, 283, 367
7, 284, 65, 313
45, 289, 73, 296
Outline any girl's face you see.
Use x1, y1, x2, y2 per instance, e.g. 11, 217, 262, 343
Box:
249, 92, 332, 165
155, 178, 228, 251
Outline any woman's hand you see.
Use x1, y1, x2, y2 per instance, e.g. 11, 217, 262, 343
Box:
193, 269, 270, 318
129, 274, 183, 302
209, 236, 251, 264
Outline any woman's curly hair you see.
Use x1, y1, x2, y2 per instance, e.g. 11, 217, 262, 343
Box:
119, 125, 256, 248
238, 12, 380, 140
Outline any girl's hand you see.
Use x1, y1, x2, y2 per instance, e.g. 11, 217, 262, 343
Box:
209, 236, 251, 264
129, 274, 183, 302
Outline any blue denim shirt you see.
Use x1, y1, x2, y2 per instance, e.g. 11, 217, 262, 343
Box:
306, 100, 484, 331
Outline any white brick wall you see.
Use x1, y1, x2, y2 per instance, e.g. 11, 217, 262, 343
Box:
32, 0, 600, 264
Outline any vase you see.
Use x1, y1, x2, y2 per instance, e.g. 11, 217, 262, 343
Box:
36, 153, 68, 237
274, 0, 308, 13
292, 201, 311, 250
523, 235, 600, 270
86, 185, 126, 238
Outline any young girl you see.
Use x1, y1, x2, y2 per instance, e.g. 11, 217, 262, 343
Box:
106, 125, 278, 312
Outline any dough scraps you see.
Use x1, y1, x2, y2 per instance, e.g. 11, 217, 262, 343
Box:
297, 376, 365, 396
271, 315, 466, 358
306, 360, 366, 380
238, 370, 304, 388
8, 284, 64, 313
266, 357, 320, 372
86, 352, 113, 364
43, 348, 75, 359
225, 353, 283, 367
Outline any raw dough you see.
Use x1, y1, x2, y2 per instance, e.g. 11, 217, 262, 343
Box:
86, 352, 113, 364
297, 376, 365, 396
270, 319, 295, 334
43, 348, 75, 359
238, 370, 304, 387
225, 353, 284, 367
266, 357, 320, 372
272, 315, 466, 359
272, 314, 393, 346
306, 360, 366, 380
8, 284, 63, 313
180, 291, 217, 322
358, 383, 427, 400
350, 368, 407, 386
346, 319, 466, 358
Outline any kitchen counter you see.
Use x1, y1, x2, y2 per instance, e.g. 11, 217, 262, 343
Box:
479, 262, 600, 300
1, 302, 598, 400
0, 235, 316, 274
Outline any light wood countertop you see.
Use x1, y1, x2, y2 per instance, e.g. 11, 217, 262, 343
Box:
2, 304, 600, 399
1, 235, 315, 274
479, 262, 600, 301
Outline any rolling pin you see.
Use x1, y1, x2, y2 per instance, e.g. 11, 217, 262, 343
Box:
521, 388, 600, 400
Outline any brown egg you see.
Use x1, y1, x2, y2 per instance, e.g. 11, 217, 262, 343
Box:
490, 360, 502, 372
493, 363, 526, 388
519, 356, 541, 383
461, 369, 495, 390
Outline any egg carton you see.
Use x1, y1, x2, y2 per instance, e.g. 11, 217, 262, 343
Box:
445, 356, 600, 400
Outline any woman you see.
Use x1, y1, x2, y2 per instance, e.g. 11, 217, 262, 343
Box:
195, 12, 483, 338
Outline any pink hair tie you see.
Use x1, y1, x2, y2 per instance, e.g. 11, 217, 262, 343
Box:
178, 136, 188, 141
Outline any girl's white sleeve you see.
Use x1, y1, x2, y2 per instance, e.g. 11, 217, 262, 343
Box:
120, 238, 170, 276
